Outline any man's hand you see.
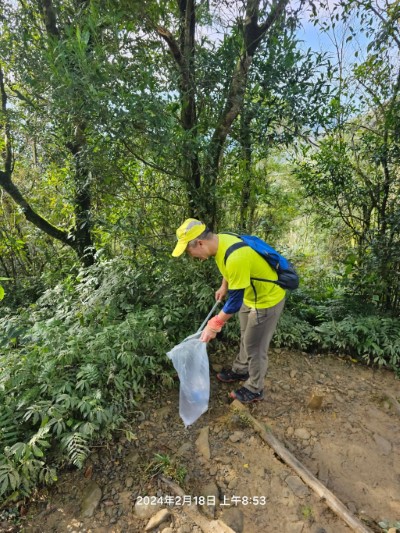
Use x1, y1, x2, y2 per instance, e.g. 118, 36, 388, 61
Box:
200, 315, 224, 343
200, 326, 217, 343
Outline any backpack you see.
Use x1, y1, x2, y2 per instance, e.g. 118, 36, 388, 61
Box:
222, 232, 299, 291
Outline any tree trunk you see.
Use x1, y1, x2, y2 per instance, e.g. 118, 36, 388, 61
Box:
202, 0, 288, 229
239, 105, 255, 232
67, 123, 95, 267
0, 61, 94, 266
158, 0, 288, 228
158, 0, 202, 217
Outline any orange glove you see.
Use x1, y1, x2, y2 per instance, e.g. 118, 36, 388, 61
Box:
200, 316, 225, 342
207, 315, 225, 332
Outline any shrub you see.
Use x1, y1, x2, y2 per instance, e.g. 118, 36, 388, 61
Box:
0, 254, 220, 501
274, 311, 316, 351
314, 315, 400, 373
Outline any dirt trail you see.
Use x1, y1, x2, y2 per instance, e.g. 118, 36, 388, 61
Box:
9, 348, 400, 533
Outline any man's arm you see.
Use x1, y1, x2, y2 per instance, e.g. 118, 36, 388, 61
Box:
201, 288, 244, 342
215, 277, 228, 301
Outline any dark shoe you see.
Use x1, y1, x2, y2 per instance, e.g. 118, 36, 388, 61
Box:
229, 386, 264, 403
217, 368, 249, 383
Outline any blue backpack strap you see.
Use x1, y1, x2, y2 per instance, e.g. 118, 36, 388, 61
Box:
224, 241, 248, 265
220, 232, 248, 266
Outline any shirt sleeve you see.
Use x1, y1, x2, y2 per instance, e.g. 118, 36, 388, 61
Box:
222, 289, 244, 314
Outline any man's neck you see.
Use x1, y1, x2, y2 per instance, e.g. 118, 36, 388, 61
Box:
209, 234, 219, 256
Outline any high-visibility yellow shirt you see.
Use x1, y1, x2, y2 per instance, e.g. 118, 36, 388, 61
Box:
215, 233, 286, 309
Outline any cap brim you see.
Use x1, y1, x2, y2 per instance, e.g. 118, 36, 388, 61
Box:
172, 240, 188, 257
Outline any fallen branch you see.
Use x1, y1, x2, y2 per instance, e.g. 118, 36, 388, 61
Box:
230, 400, 372, 533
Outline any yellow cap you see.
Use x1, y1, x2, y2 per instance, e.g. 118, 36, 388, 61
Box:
172, 218, 206, 257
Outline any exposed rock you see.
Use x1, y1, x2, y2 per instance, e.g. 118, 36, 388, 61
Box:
118, 491, 133, 513
311, 442, 323, 459
134, 499, 162, 519
317, 463, 329, 485
285, 475, 310, 498
347, 501, 357, 514
80, 481, 102, 518
177, 526, 192, 533
209, 465, 218, 476
227, 477, 238, 489
307, 392, 324, 410
144, 508, 170, 531
229, 431, 244, 443
200, 481, 220, 518
335, 393, 344, 403
220, 507, 244, 533
215, 456, 231, 464
125, 451, 140, 464
209, 520, 237, 533
177, 442, 193, 457
196, 426, 211, 460
154, 406, 171, 420
294, 428, 311, 440
373, 433, 392, 455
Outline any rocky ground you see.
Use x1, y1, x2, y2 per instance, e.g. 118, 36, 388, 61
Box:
2, 347, 400, 533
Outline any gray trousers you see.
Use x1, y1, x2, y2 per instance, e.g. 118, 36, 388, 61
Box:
232, 299, 285, 393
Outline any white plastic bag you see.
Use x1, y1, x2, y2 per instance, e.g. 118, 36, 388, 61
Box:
167, 331, 210, 427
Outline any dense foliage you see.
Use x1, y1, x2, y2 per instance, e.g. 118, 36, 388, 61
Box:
1, 255, 399, 501
0, 255, 218, 500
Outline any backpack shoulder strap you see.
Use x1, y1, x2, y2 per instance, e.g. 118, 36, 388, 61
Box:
224, 241, 248, 265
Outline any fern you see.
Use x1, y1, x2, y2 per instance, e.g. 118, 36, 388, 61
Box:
0, 408, 20, 448
76, 364, 101, 392
61, 433, 90, 469
28, 427, 51, 458
0, 462, 20, 497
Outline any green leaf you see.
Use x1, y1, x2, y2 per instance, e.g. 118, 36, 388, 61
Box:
32, 444, 44, 458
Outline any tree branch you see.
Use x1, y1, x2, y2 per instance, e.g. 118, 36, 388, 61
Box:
10, 86, 46, 107
0, 171, 72, 246
211, 0, 289, 166
119, 138, 183, 178
156, 26, 184, 68
245, 0, 288, 56
0, 65, 72, 249
355, 0, 400, 49
0, 67, 13, 176
38, 0, 60, 37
